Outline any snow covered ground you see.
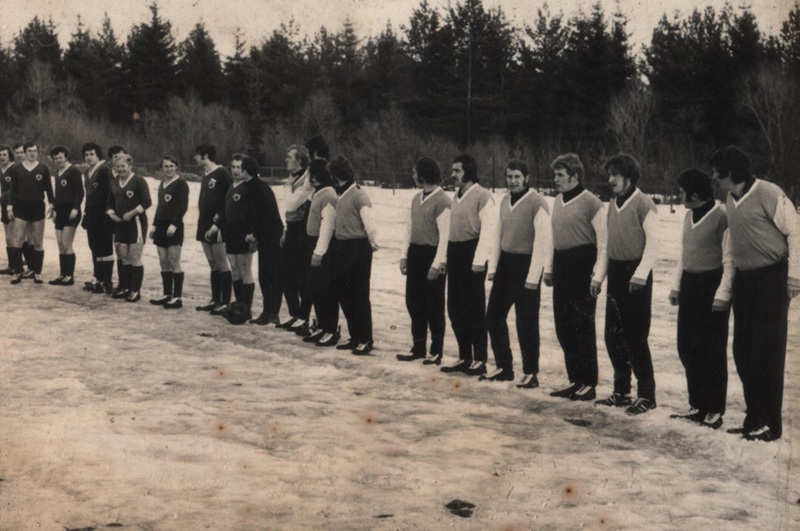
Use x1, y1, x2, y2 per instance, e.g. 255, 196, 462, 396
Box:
0, 178, 798, 530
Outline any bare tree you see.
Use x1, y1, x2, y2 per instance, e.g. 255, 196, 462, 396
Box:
607, 83, 655, 163
25, 60, 57, 118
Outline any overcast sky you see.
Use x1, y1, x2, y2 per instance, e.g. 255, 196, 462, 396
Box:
2, 0, 794, 57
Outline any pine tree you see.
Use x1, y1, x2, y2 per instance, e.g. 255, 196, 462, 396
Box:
177, 23, 225, 104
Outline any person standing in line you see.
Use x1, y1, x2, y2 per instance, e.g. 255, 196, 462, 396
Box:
12, 143, 35, 278
329, 155, 379, 355
303, 159, 340, 346
277, 144, 314, 332
306, 136, 330, 162
206, 154, 258, 320
248, 155, 284, 326
710, 146, 799, 442
544, 153, 606, 401
149, 156, 190, 309
594, 153, 658, 415
439, 154, 497, 376
481, 160, 551, 388
7, 142, 54, 284
0, 146, 16, 275
193, 144, 233, 315
106, 154, 151, 302
668, 168, 733, 430
81, 143, 116, 294
396, 157, 451, 364
48, 146, 84, 286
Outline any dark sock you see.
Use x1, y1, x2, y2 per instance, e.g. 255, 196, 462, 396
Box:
210, 270, 220, 303
173, 272, 184, 298
117, 259, 124, 285
120, 264, 130, 290
10, 247, 23, 273
233, 279, 244, 302
243, 283, 255, 312
102, 260, 114, 285
5, 246, 13, 269
66, 254, 76, 277
161, 271, 173, 296
59, 253, 66, 276
132, 266, 143, 291
21, 242, 33, 269
33, 250, 44, 274
92, 257, 100, 281
219, 270, 232, 304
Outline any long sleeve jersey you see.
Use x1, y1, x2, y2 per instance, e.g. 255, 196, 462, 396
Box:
107, 174, 152, 216
8, 162, 53, 205
307, 186, 338, 257
198, 166, 232, 224
283, 169, 314, 223
401, 187, 452, 269
600, 188, 657, 284
334, 182, 377, 246
54, 164, 85, 210
551, 188, 607, 284
249, 178, 284, 246
154, 176, 190, 225
84, 162, 113, 213
449, 183, 498, 268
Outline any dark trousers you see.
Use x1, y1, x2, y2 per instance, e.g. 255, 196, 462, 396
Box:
406, 244, 446, 356
553, 245, 598, 386
605, 259, 656, 402
677, 267, 729, 415
281, 221, 311, 318
487, 252, 541, 375
732, 260, 789, 438
447, 239, 488, 363
334, 238, 373, 343
307, 237, 339, 334
257, 242, 282, 315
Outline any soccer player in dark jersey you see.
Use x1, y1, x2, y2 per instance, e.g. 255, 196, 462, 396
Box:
81, 143, 116, 293
193, 144, 233, 314
0, 146, 15, 274
206, 154, 257, 319
149, 156, 189, 309
48, 146, 84, 285
12, 143, 35, 277
711, 146, 799, 441
106, 154, 151, 302
7, 142, 54, 284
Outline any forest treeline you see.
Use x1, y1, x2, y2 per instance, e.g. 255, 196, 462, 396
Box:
1, 1, 799, 198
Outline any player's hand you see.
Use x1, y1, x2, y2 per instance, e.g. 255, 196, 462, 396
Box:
149, 229, 155, 240
787, 287, 800, 299
488, 272, 495, 282
122, 210, 135, 221
245, 234, 257, 244
311, 253, 323, 267
524, 282, 539, 290
472, 264, 486, 273
370, 241, 380, 252
6, 207, 13, 222
69, 209, 78, 221
590, 280, 602, 298
280, 231, 286, 248
427, 266, 443, 281
107, 211, 122, 223
669, 290, 679, 306
205, 226, 218, 241
166, 224, 177, 237
399, 258, 407, 275
543, 272, 553, 287
629, 279, 645, 293
712, 298, 731, 311
46, 205, 54, 219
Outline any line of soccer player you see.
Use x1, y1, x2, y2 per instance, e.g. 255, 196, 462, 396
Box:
0, 141, 797, 441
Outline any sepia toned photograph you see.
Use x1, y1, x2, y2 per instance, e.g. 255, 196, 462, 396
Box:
0, 0, 798, 529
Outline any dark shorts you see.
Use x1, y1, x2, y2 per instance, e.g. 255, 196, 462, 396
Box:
84, 212, 115, 256
54, 203, 82, 230
153, 220, 184, 248
13, 200, 45, 222
115, 215, 148, 245
225, 224, 250, 254
197, 218, 224, 243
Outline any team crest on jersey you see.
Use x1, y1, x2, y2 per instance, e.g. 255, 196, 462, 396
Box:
60, 179, 67, 187
3, 176, 9, 183
126, 190, 134, 199
208, 178, 217, 189
92, 182, 98, 189
35, 174, 42, 181
164, 194, 172, 202
233, 193, 241, 202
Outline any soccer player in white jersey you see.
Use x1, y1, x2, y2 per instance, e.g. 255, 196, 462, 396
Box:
710, 146, 799, 441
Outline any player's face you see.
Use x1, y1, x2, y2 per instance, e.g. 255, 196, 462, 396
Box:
412, 167, 422, 187
193, 153, 204, 166
452, 163, 465, 186
0, 150, 10, 166
111, 151, 127, 164
553, 167, 577, 193
25, 146, 38, 162
162, 160, 177, 178
608, 171, 630, 196
711, 167, 732, 192
231, 160, 244, 181
114, 160, 131, 179
506, 169, 528, 193
14, 147, 24, 161
52, 152, 68, 169
286, 149, 300, 172
84, 149, 99, 166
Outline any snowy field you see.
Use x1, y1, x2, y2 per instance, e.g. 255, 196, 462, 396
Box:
1, 177, 798, 530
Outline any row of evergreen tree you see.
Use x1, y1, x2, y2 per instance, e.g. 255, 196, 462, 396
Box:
1, 1, 799, 198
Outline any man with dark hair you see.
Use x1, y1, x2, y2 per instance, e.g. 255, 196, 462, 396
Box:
594, 153, 658, 415
11, 143, 35, 278
544, 153, 606, 401
249, 155, 284, 326
106, 154, 151, 302
329, 155, 378, 355
439, 154, 497, 375
276, 144, 314, 331
397, 157, 451, 364
7, 142, 54, 284
81, 143, 116, 293
306, 136, 330, 161
481, 160, 551, 387
206, 154, 258, 320
711, 146, 799, 441
668, 168, 733, 430
193, 143, 233, 315
0, 145, 15, 274
48, 146, 84, 286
